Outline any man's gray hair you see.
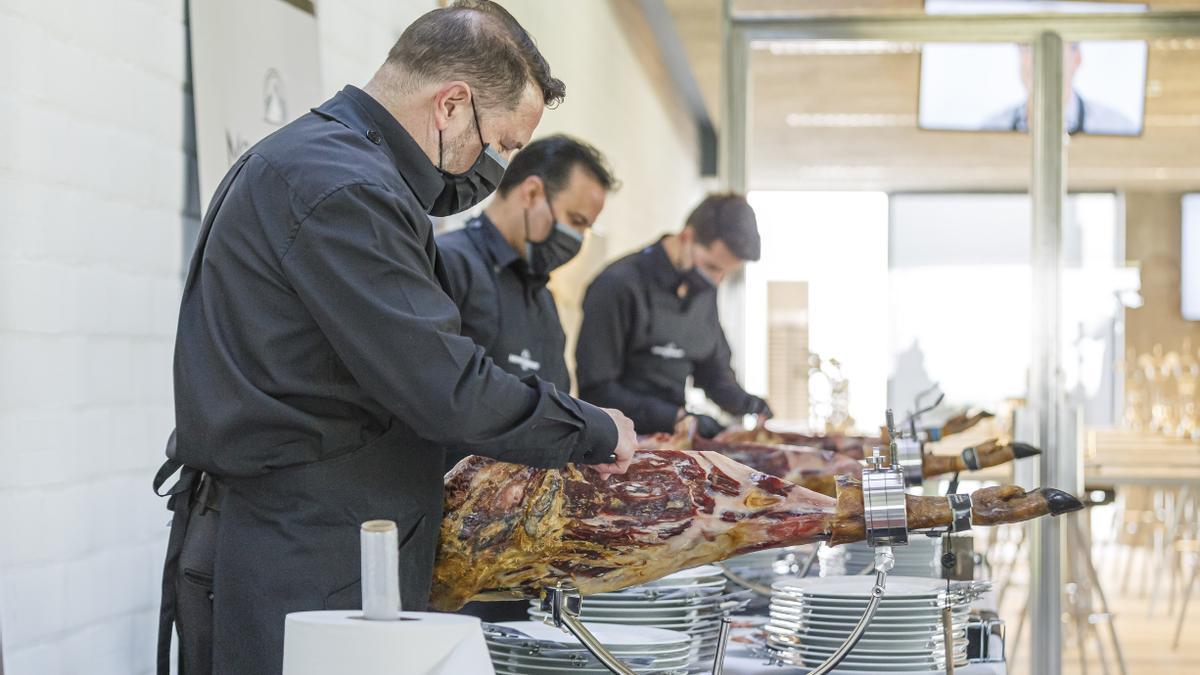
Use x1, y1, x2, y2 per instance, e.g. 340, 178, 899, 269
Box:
386, 0, 565, 110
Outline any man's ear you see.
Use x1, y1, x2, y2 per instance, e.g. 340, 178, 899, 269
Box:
678, 224, 694, 245
433, 81, 472, 132
520, 175, 546, 209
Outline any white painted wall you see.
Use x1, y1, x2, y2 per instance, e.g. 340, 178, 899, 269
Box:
0, 1, 433, 673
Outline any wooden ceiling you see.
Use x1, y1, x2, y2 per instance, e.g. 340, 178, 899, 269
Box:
663, 0, 1200, 191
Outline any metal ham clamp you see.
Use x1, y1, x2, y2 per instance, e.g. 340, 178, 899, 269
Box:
793, 409, 922, 675
539, 583, 733, 675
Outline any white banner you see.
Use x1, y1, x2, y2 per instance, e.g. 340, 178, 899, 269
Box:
189, 0, 323, 211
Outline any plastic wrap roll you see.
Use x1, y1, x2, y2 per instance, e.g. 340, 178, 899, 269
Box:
360, 520, 400, 620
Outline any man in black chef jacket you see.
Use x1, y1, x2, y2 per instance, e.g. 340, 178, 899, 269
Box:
438, 135, 616, 621
439, 134, 615, 454
154, 3, 637, 674
576, 193, 772, 439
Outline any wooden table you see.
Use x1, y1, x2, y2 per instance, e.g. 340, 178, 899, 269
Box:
1085, 428, 1200, 486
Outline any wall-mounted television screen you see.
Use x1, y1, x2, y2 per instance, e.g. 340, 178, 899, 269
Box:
919, 1, 1148, 137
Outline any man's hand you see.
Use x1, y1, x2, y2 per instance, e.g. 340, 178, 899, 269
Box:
691, 414, 724, 439
591, 408, 637, 478
746, 396, 773, 420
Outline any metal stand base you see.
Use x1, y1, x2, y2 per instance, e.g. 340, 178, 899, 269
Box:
541, 582, 733, 675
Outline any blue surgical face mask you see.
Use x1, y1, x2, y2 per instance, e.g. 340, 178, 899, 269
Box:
525, 200, 583, 276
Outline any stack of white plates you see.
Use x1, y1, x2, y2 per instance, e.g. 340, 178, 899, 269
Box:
722, 544, 821, 584
528, 566, 737, 671
483, 621, 692, 674
832, 537, 941, 577
721, 545, 820, 613
765, 576, 988, 673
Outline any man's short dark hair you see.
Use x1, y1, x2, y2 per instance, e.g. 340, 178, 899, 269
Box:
387, 0, 565, 110
496, 135, 618, 199
686, 193, 761, 262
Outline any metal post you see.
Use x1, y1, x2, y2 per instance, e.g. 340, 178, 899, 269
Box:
719, 0, 748, 194
718, 0, 751, 380
1028, 30, 1066, 675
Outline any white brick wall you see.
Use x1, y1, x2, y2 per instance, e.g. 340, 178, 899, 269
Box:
0, 0, 187, 670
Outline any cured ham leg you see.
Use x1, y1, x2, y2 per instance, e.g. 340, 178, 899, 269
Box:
683, 436, 1040, 497
715, 428, 872, 458
716, 410, 994, 457
429, 450, 1081, 611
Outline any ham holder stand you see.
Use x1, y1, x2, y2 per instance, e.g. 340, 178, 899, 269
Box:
537, 409, 970, 675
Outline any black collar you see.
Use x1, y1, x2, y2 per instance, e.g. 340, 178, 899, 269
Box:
640, 238, 687, 292
312, 86, 445, 211
467, 215, 546, 286
468, 214, 522, 270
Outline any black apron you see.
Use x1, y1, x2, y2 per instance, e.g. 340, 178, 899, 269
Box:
464, 222, 570, 391
155, 423, 443, 675
156, 160, 445, 674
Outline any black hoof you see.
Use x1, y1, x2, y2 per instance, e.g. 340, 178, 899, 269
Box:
1034, 487, 1085, 516
1009, 442, 1041, 459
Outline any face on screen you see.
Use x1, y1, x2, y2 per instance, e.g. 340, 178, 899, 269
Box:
1017, 43, 1083, 103
918, 40, 1146, 137
918, 0, 1147, 137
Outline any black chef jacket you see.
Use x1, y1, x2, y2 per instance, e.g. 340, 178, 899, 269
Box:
167, 85, 617, 675
576, 239, 759, 434
438, 215, 571, 391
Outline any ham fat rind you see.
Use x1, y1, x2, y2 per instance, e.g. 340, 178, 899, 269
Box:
430, 449, 1081, 611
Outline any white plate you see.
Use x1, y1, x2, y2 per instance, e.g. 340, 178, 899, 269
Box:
772, 594, 962, 609
527, 611, 721, 630
786, 639, 966, 658
795, 633, 961, 650
796, 625, 966, 642
769, 609, 968, 625
772, 609, 969, 625
767, 619, 968, 636
787, 652, 965, 667
489, 621, 688, 647
770, 601, 970, 616
787, 639, 968, 656
486, 644, 693, 659
768, 651, 950, 673
489, 654, 691, 670
600, 579, 727, 594
574, 596, 723, 609
569, 605, 724, 618
773, 575, 962, 599
492, 662, 686, 672
490, 658, 692, 675
655, 565, 724, 581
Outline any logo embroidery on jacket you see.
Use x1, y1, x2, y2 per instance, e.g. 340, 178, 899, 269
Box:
508, 349, 541, 372
650, 343, 686, 360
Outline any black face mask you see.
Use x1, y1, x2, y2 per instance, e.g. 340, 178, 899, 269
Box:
679, 244, 716, 292
428, 99, 508, 217
525, 201, 583, 276
684, 266, 715, 292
